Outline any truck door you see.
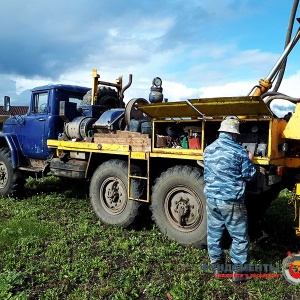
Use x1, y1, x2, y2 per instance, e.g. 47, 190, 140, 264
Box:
20, 91, 50, 159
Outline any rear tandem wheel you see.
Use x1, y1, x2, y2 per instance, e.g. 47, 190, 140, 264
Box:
150, 165, 207, 248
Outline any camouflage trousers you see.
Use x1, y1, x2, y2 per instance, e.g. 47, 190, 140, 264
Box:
206, 199, 250, 265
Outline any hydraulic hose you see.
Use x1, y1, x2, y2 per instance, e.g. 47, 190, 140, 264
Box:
262, 91, 300, 118
264, 95, 300, 106
272, 0, 299, 92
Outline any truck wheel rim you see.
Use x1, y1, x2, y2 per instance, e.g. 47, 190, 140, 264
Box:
0, 162, 8, 188
100, 177, 127, 215
164, 186, 203, 232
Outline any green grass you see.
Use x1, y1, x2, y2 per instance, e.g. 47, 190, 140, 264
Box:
0, 176, 300, 299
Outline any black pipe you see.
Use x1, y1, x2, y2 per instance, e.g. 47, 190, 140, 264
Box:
273, 0, 299, 91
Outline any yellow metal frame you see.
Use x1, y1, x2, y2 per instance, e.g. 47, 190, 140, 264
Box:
294, 183, 300, 236
91, 69, 123, 105
47, 140, 130, 155
137, 96, 272, 119
128, 152, 150, 202
48, 114, 289, 166
282, 103, 300, 140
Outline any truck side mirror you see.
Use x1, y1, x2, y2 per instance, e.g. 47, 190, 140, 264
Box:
4, 96, 10, 112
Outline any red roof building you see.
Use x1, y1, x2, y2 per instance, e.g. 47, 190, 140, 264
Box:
0, 106, 29, 116
0, 106, 29, 130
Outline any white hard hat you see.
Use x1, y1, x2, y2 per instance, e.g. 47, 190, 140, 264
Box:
218, 117, 240, 134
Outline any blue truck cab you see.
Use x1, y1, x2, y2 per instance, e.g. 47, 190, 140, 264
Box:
0, 84, 90, 195
3, 84, 90, 160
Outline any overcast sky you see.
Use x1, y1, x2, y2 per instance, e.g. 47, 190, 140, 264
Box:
0, 0, 300, 116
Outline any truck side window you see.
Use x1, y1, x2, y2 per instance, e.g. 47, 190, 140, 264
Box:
69, 96, 83, 107
34, 93, 48, 113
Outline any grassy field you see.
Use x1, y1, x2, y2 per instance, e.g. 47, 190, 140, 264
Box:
0, 176, 300, 299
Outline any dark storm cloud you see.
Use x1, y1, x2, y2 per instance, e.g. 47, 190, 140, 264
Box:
0, 0, 225, 80
0, 0, 109, 79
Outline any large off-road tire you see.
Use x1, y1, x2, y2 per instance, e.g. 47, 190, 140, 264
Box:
0, 147, 25, 197
97, 95, 120, 108
81, 87, 119, 108
89, 159, 143, 228
150, 165, 207, 248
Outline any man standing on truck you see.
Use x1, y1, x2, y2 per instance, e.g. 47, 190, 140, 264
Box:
203, 117, 256, 283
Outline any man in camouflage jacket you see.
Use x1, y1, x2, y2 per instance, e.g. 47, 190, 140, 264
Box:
203, 117, 256, 282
